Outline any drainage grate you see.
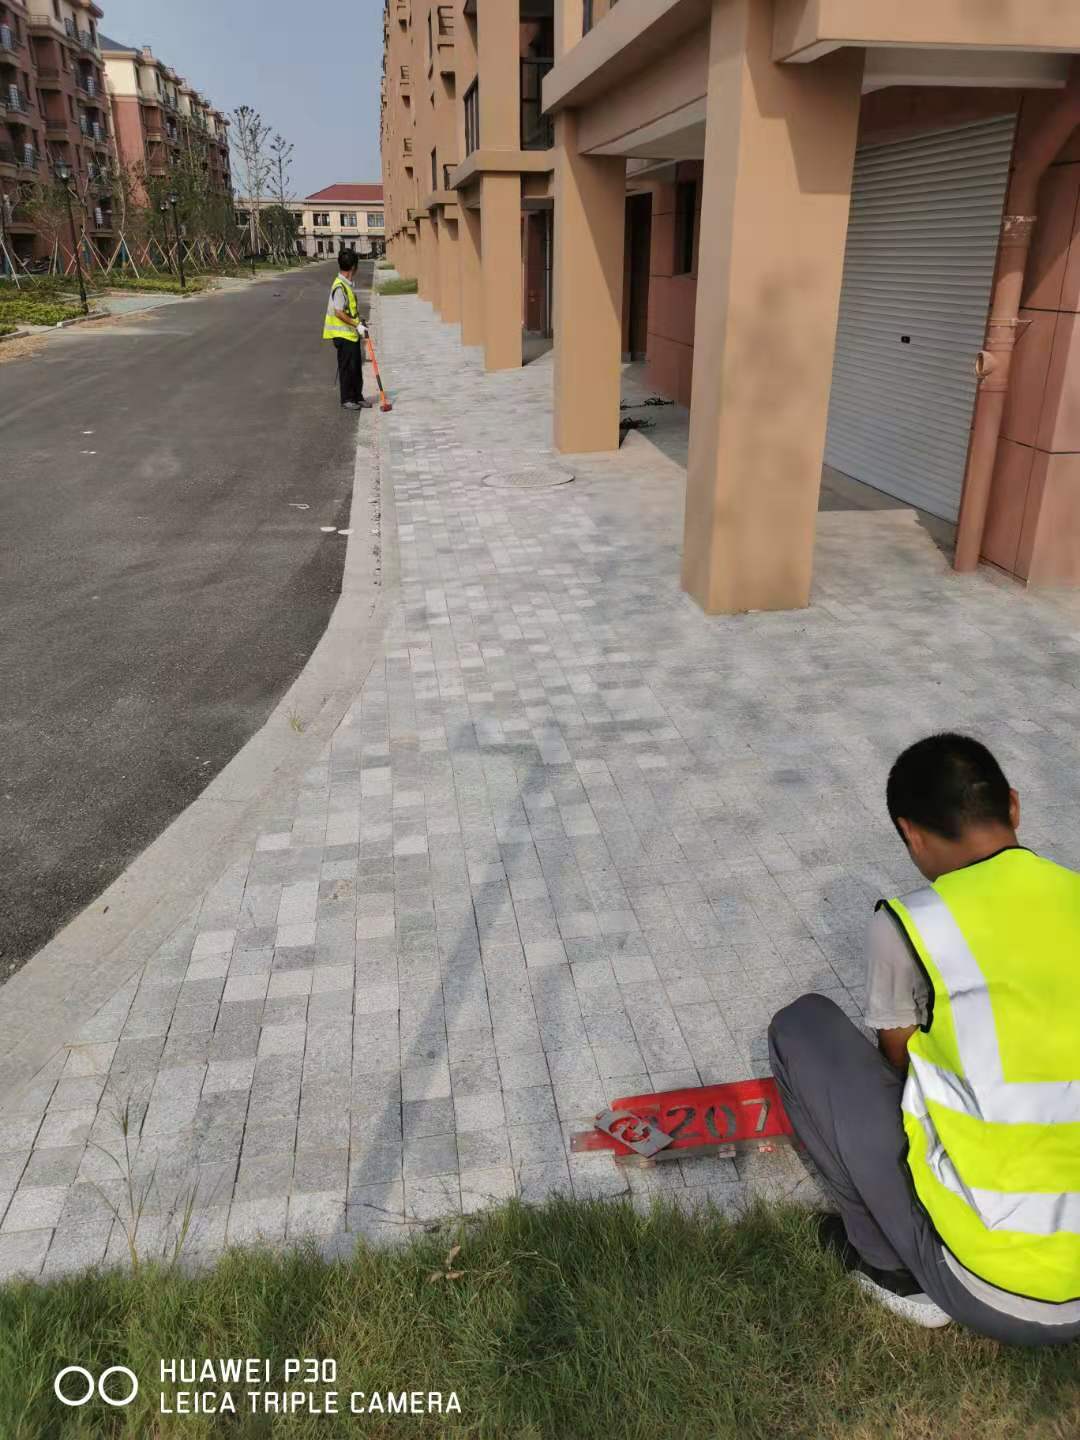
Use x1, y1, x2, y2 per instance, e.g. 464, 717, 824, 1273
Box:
482, 467, 574, 491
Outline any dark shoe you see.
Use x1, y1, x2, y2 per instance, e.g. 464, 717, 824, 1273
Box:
816, 1214, 952, 1329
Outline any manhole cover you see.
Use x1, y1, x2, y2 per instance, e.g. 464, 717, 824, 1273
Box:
482, 466, 574, 490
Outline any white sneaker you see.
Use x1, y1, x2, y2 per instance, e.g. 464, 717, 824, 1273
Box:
853, 1273, 953, 1329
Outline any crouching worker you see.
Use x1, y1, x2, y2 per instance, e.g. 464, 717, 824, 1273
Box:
769, 733, 1080, 1343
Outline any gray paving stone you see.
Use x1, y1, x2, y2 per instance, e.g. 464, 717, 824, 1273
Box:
227, 1197, 288, 1245
403, 1133, 459, 1179
0, 1228, 52, 1280
2, 1184, 68, 1232
14, 292, 1080, 1267
403, 1099, 455, 1139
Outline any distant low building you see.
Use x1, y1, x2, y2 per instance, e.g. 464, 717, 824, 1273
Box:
299, 184, 384, 259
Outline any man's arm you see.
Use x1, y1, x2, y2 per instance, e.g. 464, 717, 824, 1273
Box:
878, 1025, 917, 1071
864, 907, 929, 1073
332, 283, 359, 328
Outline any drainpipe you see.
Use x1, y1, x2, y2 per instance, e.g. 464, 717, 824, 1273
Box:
953, 67, 1080, 573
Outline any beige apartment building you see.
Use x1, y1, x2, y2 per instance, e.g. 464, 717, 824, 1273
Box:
101, 38, 230, 202
381, 1, 1080, 611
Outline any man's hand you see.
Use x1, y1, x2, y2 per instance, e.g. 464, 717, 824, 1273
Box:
879, 1025, 917, 1071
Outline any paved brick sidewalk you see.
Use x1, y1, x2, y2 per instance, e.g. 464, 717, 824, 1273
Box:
3, 295, 1080, 1282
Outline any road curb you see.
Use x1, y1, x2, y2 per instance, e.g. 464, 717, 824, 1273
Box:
0, 386, 396, 1106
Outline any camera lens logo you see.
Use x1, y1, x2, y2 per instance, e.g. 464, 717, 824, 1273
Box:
54, 1366, 139, 1408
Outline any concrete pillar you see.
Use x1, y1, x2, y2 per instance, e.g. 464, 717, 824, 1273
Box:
477, 0, 520, 146
439, 213, 461, 325
553, 109, 626, 453
459, 202, 484, 348
554, 0, 584, 59
681, 0, 863, 614
481, 173, 522, 371
416, 215, 435, 301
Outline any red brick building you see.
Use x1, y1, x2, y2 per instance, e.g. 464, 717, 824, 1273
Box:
1, 0, 115, 266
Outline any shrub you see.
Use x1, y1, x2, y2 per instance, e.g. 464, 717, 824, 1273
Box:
0, 297, 85, 326
105, 274, 208, 295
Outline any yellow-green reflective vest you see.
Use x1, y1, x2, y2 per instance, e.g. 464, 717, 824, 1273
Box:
885, 848, 1080, 1303
323, 273, 359, 342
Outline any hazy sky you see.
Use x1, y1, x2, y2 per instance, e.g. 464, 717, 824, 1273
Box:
98, 0, 384, 197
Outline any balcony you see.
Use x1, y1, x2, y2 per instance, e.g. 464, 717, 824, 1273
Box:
36, 66, 61, 87
395, 0, 407, 21
75, 75, 98, 98
399, 63, 410, 95
28, 13, 68, 42
0, 144, 16, 174
4, 87, 29, 115
521, 58, 554, 150
45, 115, 68, 138
0, 22, 20, 55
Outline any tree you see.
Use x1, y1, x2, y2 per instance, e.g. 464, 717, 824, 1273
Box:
230, 105, 271, 271
268, 133, 296, 264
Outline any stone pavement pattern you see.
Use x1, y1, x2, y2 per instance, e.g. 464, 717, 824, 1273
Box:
4, 296, 1080, 1281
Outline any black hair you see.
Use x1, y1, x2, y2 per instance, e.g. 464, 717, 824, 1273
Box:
338, 248, 358, 272
886, 733, 1012, 842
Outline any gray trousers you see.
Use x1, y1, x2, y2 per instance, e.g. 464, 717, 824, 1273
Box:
768, 994, 1080, 1346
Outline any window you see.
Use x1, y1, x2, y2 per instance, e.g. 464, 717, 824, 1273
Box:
430, 147, 437, 193
340, 212, 357, 226
313, 211, 330, 226
464, 79, 479, 157
673, 180, 696, 276
367, 213, 384, 227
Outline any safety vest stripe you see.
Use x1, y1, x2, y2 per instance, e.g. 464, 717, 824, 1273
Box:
902, 888, 1002, 1080
905, 1103, 1080, 1236
908, 1052, 1080, 1126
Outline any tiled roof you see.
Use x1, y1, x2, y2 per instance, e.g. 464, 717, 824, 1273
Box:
304, 183, 384, 204
99, 34, 135, 52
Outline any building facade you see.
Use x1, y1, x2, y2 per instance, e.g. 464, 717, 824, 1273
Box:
1, 0, 116, 266
299, 184, 385, 258
380, 1, 1080, 606
101, 38, 230, 203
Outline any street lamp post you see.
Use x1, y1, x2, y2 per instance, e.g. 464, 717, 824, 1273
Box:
161, 193, 185, 290
54, 162, 88, 316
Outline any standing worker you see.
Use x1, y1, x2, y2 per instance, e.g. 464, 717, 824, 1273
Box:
769, 734, 1080, 1344
323, 248, 369, 411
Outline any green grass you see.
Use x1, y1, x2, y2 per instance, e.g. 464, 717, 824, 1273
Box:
376, 259, 394, 270
377, 276, 418, 296
0, 322, 16, 336
0, 297, 86, 326
1, 1198, 1077, 1439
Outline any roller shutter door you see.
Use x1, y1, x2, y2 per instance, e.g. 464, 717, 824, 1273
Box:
824, 115, 1016, 522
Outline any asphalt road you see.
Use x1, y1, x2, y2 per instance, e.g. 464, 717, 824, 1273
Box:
0, 260, 373, 980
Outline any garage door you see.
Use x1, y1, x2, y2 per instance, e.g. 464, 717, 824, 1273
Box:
824, 115, 1016, 522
